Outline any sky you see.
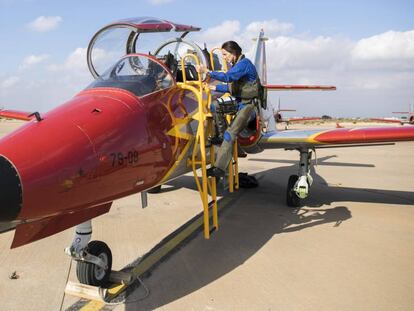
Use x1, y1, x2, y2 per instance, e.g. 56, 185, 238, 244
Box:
0, 0, 414, 117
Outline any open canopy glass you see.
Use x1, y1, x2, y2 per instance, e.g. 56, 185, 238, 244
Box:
87, 17, 200, 79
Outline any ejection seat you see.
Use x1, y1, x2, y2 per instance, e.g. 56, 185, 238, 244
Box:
176, 64, 199, 82
154, 50, 199, 83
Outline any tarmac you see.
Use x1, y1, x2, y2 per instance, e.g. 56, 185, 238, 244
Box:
0, 120, 413, 311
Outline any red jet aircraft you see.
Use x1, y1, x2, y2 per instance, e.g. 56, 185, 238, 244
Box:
371, 104, 414, 125
1, 17, 414, 287
272, 98, 321, 129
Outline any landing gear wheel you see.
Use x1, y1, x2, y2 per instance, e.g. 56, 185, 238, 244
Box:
76, 240, 112, 287
147, 185, 162, 193
286, 175, 301, 207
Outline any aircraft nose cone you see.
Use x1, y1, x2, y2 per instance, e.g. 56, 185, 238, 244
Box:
0, 155, 22, 221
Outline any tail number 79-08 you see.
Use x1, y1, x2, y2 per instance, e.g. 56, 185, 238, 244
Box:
110, 150, 139, 167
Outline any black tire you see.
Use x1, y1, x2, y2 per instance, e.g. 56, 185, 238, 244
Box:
286, 175, 301, 207
147, 185, 162, 194
76, 240, 112, 287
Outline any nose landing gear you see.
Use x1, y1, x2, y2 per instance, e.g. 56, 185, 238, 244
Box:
65, 220, 113, 287
286, 149, 314, 207
76, 240, 112, 287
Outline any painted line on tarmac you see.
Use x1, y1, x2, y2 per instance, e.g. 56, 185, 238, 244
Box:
67, 191, 242, 311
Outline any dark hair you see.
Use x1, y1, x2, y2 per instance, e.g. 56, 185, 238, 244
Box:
221, 41, 242, 58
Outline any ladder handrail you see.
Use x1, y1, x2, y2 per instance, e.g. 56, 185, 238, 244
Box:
175, 50, 239, 239
210, 47, 229, 72
177, 53, 218, 238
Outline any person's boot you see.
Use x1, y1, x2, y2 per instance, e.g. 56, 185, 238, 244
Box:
210, 135, 223, 145
210, 113, 227, 145
206, 166, 225, 178
237, 143, 247, 158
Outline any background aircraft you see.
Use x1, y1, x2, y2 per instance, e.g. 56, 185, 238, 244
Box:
0, 17, 413, 287
272, 98, 321, 129
371, 104, 414, 125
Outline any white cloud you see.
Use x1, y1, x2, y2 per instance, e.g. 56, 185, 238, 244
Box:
0, 47, 93, 112
264, 35, 352, 71
351, 30, 414, 70
28, 16, 62, 32
64, 48, 88, 71
148, 0, 173, 5
1, 76, 20, 89
352, 30, 414, 61
194, 20, 241, 48
48, 48, 88, 72
245, 19, 294, 37
20, 54, 49, 69
194, 20, 414, 117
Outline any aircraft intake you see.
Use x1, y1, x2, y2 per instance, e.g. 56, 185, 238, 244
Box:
0, 155, 22, 222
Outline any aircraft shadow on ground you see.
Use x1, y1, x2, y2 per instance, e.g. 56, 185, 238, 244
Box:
249, 155, 376, 168
160, 155, 413, 207
121, 158, 412, 310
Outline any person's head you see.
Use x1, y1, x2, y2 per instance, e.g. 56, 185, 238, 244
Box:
221, 41, 242, 64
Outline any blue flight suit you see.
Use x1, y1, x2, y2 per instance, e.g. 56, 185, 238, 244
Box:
209, 55, 258, 172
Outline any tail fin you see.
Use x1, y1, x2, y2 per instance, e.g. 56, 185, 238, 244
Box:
252, 29, 268, 85
251, 30, 336, 132
252, 30, 277, 131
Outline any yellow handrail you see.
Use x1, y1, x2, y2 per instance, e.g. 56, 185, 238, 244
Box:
177, 53, 218, 238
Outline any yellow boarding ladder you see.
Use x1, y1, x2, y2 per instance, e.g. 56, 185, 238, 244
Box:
177, 54, 218, 239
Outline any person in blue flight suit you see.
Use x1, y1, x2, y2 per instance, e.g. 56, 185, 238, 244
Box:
196, 40, 260, 178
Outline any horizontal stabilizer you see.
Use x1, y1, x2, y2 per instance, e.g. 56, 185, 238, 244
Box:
288, 117, 321, 122
278, 109, 296, 112
11, 202, 112, 248
371, 118, 402, 124
0, 109, 35, 121
265, 84, 336, 91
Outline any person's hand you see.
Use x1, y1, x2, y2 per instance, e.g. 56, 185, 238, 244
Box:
196, 64, 208, 74
203, 82, 216, 91
202, 82, 215, 92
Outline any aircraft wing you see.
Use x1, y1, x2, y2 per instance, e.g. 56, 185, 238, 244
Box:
260, 126, 414, 149
287, 117, 321, 122
370, 118, 403, 124
0, 109, 35, 121
264, 84, 336, 91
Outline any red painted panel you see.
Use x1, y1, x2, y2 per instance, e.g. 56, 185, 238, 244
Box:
315, 127, 414, 144
11, 202, 111, 248
0, 85, 191, 225
104, 20, 200, 33
238, 114, 261, 147
265, 84, 336, 91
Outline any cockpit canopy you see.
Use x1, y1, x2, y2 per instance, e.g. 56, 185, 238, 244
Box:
87, 54, 174, 97
87, 17, 200, 79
